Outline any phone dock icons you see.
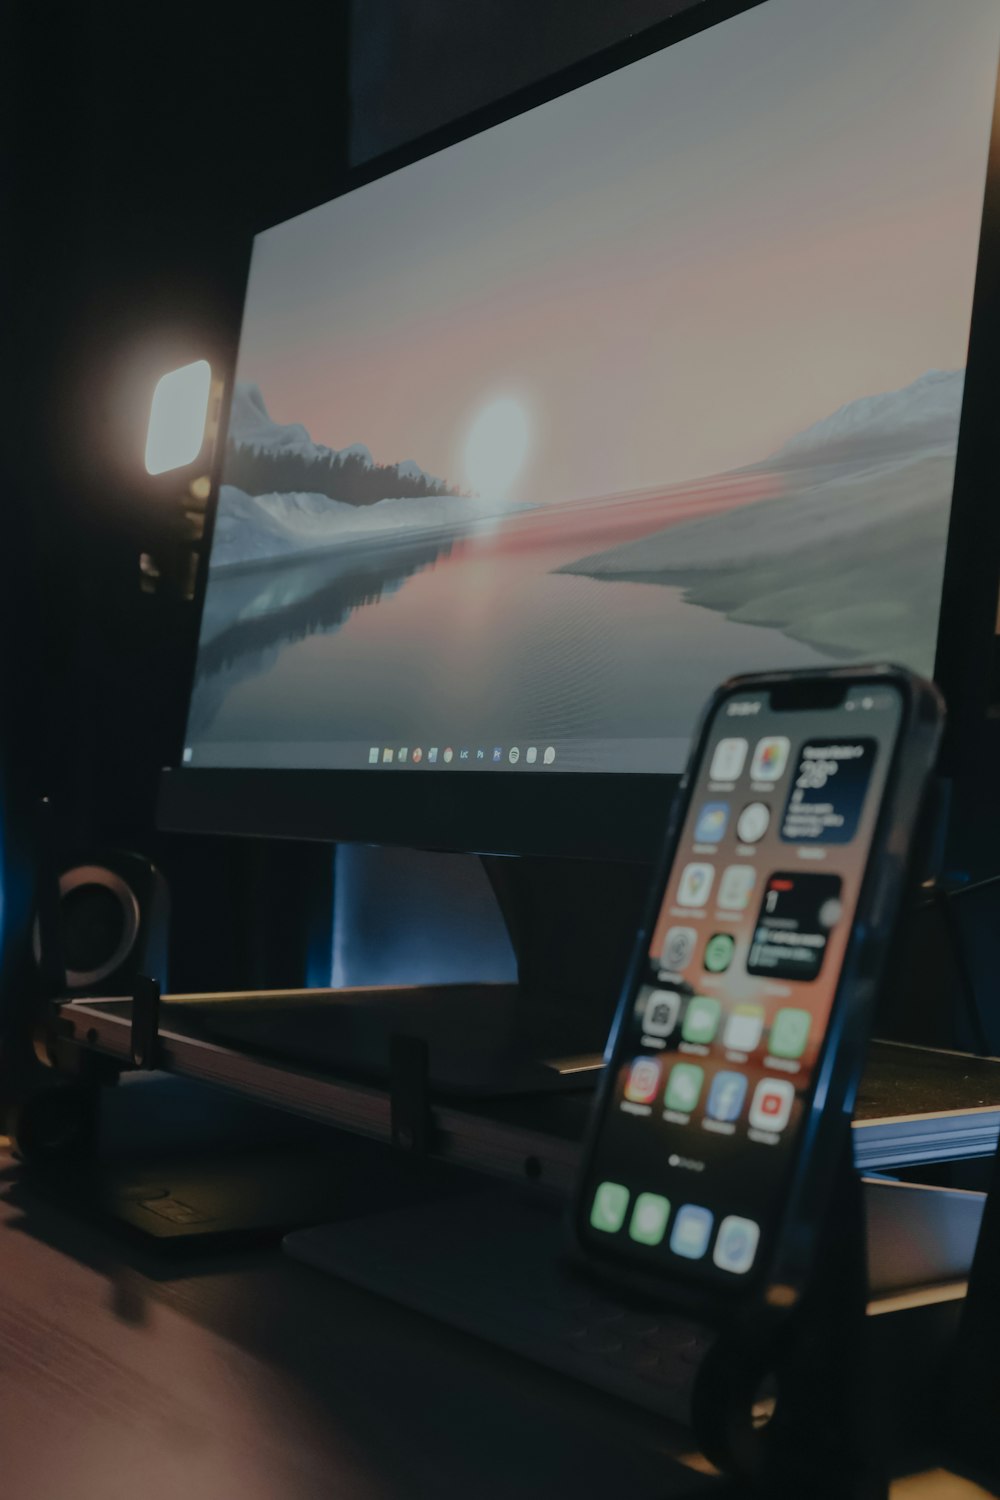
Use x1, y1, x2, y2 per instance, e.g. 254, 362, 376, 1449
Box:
670, 1204, 714, 1260
629, 1192, 671, 1246
713, 1215, 760, 1274
590, 1181, 629, 1233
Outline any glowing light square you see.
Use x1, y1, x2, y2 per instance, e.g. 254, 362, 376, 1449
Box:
145, 360, 211, 474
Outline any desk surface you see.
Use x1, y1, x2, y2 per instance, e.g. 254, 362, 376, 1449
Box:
0, 1151, 996, 1500
0, 1156, 711, 1500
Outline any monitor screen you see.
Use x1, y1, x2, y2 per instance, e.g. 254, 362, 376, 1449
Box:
180, 0, 1000, 781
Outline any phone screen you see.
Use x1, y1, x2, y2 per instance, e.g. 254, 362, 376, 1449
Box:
580, 680, 904, 1290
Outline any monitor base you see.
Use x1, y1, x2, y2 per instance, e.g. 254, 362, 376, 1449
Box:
140, 852, 655, 1099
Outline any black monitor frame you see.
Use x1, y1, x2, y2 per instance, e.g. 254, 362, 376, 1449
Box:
158, 0, 1000, 864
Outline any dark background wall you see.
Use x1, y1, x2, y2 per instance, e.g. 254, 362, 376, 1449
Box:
6, 4, 354, 990
349, 0, 692, 165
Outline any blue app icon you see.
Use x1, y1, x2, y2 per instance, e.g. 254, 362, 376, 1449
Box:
694, 802, 730, 844
706, 1070, 748, 1123
670, 1204, 714, 1260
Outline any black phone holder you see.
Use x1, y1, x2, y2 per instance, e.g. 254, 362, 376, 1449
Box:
689, 1135, 887, 1499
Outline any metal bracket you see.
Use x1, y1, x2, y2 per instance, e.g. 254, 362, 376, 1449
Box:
390, 1034, 431, 1154
130, 974, 161, 1070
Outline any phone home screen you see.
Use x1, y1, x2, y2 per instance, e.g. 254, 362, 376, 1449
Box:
581, 682, 903, 1289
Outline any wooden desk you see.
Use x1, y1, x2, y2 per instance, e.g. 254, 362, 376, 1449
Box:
5, 1161, 999, 1500
5, 1037, 1000, 1500
0, 1154, 718, 1500
3, 1154, 999, 1499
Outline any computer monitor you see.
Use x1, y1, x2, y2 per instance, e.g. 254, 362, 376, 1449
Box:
160, 0, 1000, 871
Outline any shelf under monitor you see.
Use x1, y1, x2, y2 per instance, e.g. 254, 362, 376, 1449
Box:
53, 997, 1000, 1186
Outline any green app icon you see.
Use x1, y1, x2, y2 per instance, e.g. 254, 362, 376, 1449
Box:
664, 1062, 704, 1113
629, 1192, 671, 1246
590, 1180, 630, 1233
682, 994, 722, 1044
703, 933, 735, 974
770, 1007, 811, 1059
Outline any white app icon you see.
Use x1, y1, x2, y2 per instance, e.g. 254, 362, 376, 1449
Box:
723, 1005, 765, 1053
508, 747, 520, 764
382, 748, 394, 763
543, 747, 556, 764
368, 747, 379, 764
677, 862, 715, 908
749, 1077, 795, 1132
710, 738, 748, 782
713, 1215, 760, 1275
641, 988, 681, 1038
718, 865, 756, 911
736, 802, 770, 844
661, 925, 697, 971
750, 736, 790, 782
526, 747, 538, 764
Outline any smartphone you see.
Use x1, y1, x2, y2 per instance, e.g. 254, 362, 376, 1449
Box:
574, 666, 943, 1319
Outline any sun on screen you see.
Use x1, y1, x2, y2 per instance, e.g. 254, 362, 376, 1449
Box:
462, 395, 531, 501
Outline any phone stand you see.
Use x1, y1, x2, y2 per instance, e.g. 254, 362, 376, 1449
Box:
944, 1133, 1000, 1488
690, 1136, 887, 1499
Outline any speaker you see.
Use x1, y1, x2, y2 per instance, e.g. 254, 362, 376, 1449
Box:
33, 851, 169, 995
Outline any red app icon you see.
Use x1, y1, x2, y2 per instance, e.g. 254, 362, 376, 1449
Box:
749, 1077, 794, 1132
624, 1057, 661, 1104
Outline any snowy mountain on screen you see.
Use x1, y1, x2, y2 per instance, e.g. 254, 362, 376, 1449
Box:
770, 369, 964, 464
226, 381, 440, 484
227, 382, 318, 454
560, 367, 966, 667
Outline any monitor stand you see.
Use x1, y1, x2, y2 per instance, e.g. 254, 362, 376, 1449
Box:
161, 853, 654, 1098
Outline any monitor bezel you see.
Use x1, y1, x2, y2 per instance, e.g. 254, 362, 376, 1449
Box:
157, 0, 1000, 862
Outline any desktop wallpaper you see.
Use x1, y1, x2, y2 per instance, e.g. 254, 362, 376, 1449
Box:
183, 0, 1000, 774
